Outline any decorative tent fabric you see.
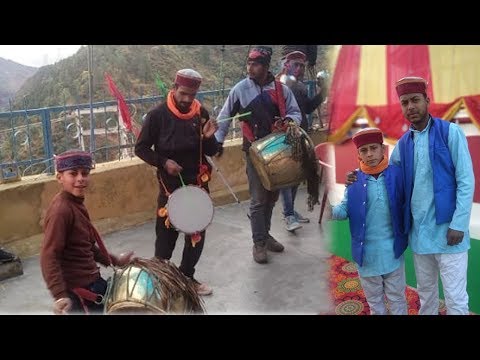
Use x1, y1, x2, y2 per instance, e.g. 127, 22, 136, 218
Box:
327, 45, 480, 143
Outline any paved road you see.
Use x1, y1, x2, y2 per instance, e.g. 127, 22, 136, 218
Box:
0, 186, 333, 315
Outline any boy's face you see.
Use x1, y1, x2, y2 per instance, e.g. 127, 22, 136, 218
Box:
56, 167, 91, 198
287, 60, 306, 80
357, 143, 385, 167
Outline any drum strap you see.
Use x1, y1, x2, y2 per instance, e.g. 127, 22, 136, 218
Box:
241, 122, 255, 143
70, 225, 111, 314
274, 80, 286, 119
71, 287, 104, 314
197, 118, 211, 186
90, 225, 112, 266
158, 175, 171, 196
242, 81, 287, 143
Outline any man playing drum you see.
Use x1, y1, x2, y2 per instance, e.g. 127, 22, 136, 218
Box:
215, 46, 302, 264
135, 69, 219, 296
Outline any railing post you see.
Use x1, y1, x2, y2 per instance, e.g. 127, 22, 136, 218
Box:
87, 45, 96, 155
40, 108, 55, 174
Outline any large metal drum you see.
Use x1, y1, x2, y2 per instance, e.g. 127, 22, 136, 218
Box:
248, 127, 314, 191
104, 257, 205, 314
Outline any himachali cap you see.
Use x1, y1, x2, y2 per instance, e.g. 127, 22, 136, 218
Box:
352, 128, 384, 148
55, 150, 93, 172
395, 76, 428, 97
248, 46, 273, 65
284, 51, 307, 62
175, 69, 202, 90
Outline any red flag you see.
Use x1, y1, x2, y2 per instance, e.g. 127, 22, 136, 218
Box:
105, 73, 140, 138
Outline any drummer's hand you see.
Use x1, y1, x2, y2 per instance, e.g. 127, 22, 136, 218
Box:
53, 297, 72, 315
274, 117, 295, 132
345, 170, 358, 187
202, 118, 218, 139
164, 159, 183, 176
273, 117, 285, 132
115, 251, 135, 267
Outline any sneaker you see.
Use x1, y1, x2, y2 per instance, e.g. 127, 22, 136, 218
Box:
266, 234, 284, 252
285, 215, 302, 232
253, 241, 268, 264
193, 280, 213, 296
0, 248, 15, 264
294, 211, 310, 223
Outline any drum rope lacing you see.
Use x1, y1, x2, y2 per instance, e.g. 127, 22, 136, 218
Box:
105, 257, 205, 314
284, 123, 321, 211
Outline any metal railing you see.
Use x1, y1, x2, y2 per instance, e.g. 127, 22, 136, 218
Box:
0, 81, 317, 177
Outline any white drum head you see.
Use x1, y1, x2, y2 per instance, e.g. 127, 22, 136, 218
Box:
167, 185, 214, 234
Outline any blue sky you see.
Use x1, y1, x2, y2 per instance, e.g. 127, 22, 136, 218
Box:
0, 45, 82, 67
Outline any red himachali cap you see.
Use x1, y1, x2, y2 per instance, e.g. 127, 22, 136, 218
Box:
395, 76, 428, 97
175, 69, 202, 90
352, 128, 384, 148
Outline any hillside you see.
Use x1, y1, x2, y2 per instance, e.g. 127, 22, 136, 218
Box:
0, 58, 37, 110
13, 45, 332, 109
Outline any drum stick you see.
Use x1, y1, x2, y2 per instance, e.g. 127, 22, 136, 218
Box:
319, 189, 329, 225
206, 156, 240, 204
216, 112, 252, 123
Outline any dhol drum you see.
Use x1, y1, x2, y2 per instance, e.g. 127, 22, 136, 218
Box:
249, 126, 315, 191
167, 185, 214, 234
104, 257, 205, 314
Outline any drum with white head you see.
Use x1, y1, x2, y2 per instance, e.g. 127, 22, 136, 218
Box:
167, 185, 214, 234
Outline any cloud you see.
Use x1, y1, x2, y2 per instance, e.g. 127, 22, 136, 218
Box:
0, 45, 83, 67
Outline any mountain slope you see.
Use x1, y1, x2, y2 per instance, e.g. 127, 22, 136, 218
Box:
0, 58, 37, 110
13, 45, 332, 109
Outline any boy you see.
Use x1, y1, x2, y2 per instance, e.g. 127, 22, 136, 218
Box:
329, 128, 409, 315
40, 150, 134, 315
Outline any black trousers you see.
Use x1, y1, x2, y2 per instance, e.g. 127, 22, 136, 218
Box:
155, 191, 206, 279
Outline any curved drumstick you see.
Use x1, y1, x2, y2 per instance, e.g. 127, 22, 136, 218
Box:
216, 112, 252, 123
206, 156, 240, 204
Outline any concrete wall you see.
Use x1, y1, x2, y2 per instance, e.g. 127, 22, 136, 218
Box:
0, 131, 327, 258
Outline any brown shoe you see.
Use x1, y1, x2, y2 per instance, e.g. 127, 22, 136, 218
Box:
193, 279, 213, 296
266, 235, 284, 252
253, 241, 268, 264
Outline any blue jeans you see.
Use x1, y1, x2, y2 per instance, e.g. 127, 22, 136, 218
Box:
245, 153, 279, 244
280, 185, 298, 217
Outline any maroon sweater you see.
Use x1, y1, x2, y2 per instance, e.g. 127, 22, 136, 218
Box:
41, 191, 113, 300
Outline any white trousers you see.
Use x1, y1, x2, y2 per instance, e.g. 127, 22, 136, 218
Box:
413, 252, 469, 315
359, 261, 408, 315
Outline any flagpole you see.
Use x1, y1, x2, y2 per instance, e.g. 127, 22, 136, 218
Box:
87, 45, 95, 154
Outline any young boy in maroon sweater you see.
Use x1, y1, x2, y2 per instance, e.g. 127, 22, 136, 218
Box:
40, 150, 134, 315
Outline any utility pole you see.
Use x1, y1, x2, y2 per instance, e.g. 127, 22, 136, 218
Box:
220, 45, 226, 100
87, 45, 95, 154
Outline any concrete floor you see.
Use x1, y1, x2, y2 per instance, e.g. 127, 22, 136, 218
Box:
0, 186, 333, 315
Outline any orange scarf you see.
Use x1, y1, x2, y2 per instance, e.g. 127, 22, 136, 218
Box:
166, 90, 201, 120
359, 155, 388, 175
